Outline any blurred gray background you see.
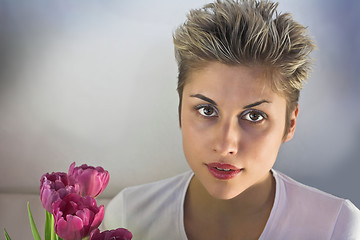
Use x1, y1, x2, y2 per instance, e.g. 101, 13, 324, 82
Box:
0, 0, 359, 219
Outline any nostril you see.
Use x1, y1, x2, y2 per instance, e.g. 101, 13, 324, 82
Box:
212, 142, 238, 155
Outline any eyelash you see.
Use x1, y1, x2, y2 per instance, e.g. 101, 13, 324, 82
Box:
194, 104, 267, 124
240, 109, 268, 124
194, 104, 219, 118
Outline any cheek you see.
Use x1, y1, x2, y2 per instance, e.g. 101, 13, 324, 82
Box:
181, 112, 197, 156
257, 133, 282, 157
181, 119, 201, 151
181, 113, 213, 160
182, 128, 202, 169
244, 123, 284, 164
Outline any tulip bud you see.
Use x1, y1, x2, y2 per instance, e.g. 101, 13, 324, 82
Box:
68, 162, 110, 198
53, 193, 104, 240
40, 172, 78, 213
90, 228, 133, 240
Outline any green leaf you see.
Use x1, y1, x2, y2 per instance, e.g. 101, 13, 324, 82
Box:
27, 202, 42, 240
45, 211, 57, 240
4, 228, 12, 240
45, 211, 51, 240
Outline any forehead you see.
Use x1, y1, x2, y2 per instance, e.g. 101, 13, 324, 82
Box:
184, 62, 280, 103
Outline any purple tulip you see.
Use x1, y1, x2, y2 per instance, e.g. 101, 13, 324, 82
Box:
90, 228, 133, 240
68, 162, 109, 198
40, 172, 78, 213
53, 193, 104, 240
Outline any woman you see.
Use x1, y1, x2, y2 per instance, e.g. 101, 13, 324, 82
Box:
104, 0, 360, 239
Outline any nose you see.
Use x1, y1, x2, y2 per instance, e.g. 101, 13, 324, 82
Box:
212, 117, 240, 156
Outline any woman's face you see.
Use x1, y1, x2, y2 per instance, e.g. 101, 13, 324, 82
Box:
181, 62, 297, 200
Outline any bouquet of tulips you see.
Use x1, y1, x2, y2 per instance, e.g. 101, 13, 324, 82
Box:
4, 162, 132, 240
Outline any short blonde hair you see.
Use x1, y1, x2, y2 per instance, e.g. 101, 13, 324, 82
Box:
173, 0, 315, 136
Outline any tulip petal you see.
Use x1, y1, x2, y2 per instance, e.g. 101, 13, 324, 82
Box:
68, 162, 76, 175
53, 194, 104, 239
40, 172, 75, 212
56, 216, 83, 240
89, 228, 133, 240
68, 163, 109, 198
90, 205, 104, 229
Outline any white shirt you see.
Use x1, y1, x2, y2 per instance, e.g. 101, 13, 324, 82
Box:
104, 170, 360, 239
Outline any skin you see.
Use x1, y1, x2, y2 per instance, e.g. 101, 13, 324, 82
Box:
181, 62, 298, 240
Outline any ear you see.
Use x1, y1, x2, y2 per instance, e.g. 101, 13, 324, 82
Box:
283, 104, 299, 143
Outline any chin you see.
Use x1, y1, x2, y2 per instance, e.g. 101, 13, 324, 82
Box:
207, 186, 244, 200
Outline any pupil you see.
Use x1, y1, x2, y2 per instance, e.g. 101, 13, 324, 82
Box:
250, 112, 259, 120
204, 107, 213, 115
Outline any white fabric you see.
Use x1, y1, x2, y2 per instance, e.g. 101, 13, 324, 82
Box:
104, 170, 360, 240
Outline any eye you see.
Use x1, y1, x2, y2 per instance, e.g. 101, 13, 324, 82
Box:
195, 104, 218, 117
241, 109, 267, 123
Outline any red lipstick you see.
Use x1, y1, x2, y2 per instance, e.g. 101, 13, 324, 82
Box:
206, 163, 242, 180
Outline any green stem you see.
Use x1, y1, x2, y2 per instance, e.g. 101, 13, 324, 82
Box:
4, 228, 12, 240
27, 202, 41, 240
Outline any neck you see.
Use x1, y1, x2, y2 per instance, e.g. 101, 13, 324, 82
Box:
186, 171, 276, 218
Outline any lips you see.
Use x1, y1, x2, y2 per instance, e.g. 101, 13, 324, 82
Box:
206, 162, 242, 180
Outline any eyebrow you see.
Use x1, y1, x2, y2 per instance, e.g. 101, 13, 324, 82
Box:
190, 94, 270, 109
243, 100, 270, 109
190, 94, 217, 106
